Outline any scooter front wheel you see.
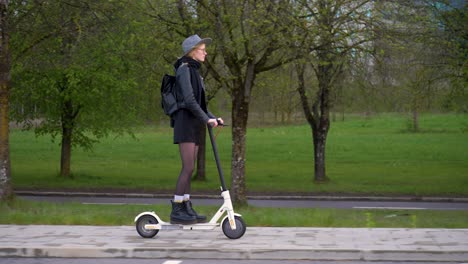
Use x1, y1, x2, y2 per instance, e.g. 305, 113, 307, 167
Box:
136, 214, 159, 238
222, 216, 246, 239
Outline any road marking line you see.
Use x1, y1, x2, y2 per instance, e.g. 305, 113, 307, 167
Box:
82, 202, 152, 205
353, 207, 427, 210
163, 261, 182, 264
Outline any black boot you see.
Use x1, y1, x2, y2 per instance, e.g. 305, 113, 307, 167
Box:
170, 200, 197, 225
184, 200, 207, 223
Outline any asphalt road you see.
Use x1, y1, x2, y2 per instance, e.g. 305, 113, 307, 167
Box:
18, 194, 468, 210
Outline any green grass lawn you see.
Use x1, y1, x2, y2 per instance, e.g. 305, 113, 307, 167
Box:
9, 113, 468, 196
1, 198, 467, 228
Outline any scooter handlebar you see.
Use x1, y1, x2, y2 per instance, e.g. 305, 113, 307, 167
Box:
208, 119, 228, 127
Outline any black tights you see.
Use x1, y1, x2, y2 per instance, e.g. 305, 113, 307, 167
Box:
175, 142, 199, 196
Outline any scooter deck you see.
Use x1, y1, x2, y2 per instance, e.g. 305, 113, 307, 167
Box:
145, 222, 220, 231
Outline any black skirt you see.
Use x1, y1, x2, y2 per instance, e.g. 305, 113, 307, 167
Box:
172, 109, 205, 145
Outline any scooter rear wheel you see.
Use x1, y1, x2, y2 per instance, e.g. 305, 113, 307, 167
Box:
136, 214, 159, 238
222, 215, 246, 239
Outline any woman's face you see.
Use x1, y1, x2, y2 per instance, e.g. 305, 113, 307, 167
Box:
190, 43, 207, 62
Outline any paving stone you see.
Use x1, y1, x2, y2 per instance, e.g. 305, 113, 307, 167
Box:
0, 225, 467, 261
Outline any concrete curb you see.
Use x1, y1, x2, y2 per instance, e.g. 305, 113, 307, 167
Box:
3, 247, 468, 261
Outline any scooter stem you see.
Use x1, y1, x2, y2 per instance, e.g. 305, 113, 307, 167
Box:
207, 125, 227, 192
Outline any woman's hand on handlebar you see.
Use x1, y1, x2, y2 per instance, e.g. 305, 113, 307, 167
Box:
208, 118, 224, 127
207, 118, 219, 127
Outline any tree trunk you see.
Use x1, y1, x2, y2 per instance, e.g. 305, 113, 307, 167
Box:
231, 98, 249, 206
412, 108, 419, 132
60, 99, 74, 178
0, 0, 13, 201
312, 121, 329, 182
315, 64, 332, 182
230, 68, 254, 205
60, 125, 72, 178
296, 62, 331, 183
0, 86, 11, 200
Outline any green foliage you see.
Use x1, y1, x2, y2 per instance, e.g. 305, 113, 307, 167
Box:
9, 1, 161, 151
365, 1, 467, 114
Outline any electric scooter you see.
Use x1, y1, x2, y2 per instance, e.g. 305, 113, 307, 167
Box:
135, 124, 246, 239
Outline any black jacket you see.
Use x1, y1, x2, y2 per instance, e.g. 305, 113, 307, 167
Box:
173, 57, 214, 124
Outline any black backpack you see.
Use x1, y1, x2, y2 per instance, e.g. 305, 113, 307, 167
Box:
160, 63, 188, 116
160, 73, 178, 116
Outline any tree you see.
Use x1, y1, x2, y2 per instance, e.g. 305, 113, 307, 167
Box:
428, 1, 467, 112
0, 0, 12, 201
10, 0, 144, 177
253, 65, 301, 125
196, 0, 303, 204
371, 0, 466, 129
144, 0, 301, 204
295, 0, 377, 182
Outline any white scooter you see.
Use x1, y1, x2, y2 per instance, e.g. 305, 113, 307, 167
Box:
135, 125, 246, 239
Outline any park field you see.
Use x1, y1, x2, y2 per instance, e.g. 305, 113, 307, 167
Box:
9, 113, 468, 197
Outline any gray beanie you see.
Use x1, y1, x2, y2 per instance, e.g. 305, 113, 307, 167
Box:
182, 34, 212, 55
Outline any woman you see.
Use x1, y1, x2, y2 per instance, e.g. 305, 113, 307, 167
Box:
170, 34, 224, 225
